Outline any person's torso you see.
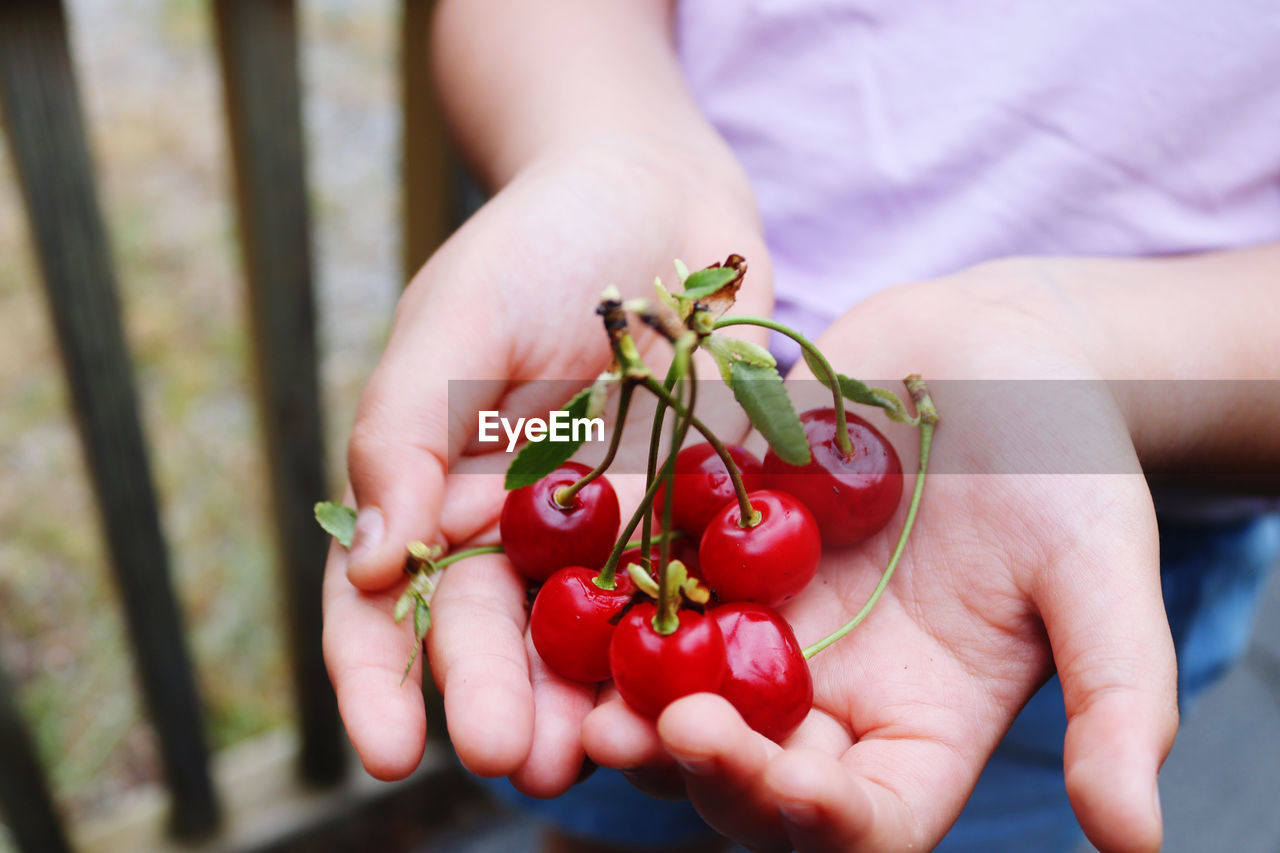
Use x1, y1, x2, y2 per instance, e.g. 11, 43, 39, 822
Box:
676, 0, 1280, 336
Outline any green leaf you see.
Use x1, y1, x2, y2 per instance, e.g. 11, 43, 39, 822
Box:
401, 646, 419, 684
586, 370, 620, 419
627, 564, 660, 599
680, 267, 739, 300
409, 570, 436, 598
413, 598, 431, 641
722, 336, 776, 368
801, 347, 830, 383
728, 361, 811, 466
681, 576, 711, 605
654, 277, 681, 315
503, 386, 593, 490
705, 339, 735, 384
835, 374, 914, 423
314, 502, 356, 548
407, 540, 441, 563
794, 346, 916, 424
704, 334, 778, 385
393, 589, 414, 623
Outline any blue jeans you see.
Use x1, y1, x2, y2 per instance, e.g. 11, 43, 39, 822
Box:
477, 512, 1280, 850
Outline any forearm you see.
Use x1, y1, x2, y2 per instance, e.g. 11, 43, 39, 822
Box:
1069, 243, 1280, 486
823, 245, 1280, 490
431, 0, 747, 198
949, 246, 1280, 488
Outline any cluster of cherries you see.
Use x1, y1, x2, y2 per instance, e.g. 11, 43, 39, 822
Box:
502, 409, 903, 742
315, 255, 935, 746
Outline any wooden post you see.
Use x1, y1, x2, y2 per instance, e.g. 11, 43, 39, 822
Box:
212, 0, 346, 786
401, 0, 456, 282
0, 660, 72, 853
0, 0, 220, 839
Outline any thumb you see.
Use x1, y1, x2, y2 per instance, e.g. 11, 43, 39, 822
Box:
345, 283, 507, 590
1040, 486, 1178, 853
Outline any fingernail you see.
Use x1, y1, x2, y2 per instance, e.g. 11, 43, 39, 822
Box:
674, 754, 714, 776
777, 801, 818, 826
349, 507, 385, 566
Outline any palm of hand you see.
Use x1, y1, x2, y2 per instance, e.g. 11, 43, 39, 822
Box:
583, 280, 1177, 853
584, 425, 1166, 851
321, 149, 770, 790
329, 237, 1177, 852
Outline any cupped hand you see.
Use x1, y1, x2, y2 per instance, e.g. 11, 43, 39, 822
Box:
321, 140, 771, 791
582, 261, 1179, 853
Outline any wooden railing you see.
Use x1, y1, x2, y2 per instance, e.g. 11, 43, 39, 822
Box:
0, 1, 455, 849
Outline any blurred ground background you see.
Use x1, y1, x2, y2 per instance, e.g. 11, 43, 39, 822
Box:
0, 0, 399, 842
1154, 568, 1280, 853
2, 1, 1279, 852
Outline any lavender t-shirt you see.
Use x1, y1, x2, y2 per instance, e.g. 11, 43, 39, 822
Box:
676, 0, 1280, 342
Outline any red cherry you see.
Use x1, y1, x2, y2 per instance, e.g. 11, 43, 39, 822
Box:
653, 444, 765, 538
500, 462, 620, 582
672, 536, 704, 579
698, 489, 821, 606
763, 408, 903, 546
530, 566, 634, 683
609, 603, 728, 718
711, 603, 812, 742
618, 544, 663, 579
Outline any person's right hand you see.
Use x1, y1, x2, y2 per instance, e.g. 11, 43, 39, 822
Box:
579, 261, 1181, 852
321, 139, 772, 793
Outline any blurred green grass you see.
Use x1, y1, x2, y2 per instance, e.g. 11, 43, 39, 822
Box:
0, 0, 402, 842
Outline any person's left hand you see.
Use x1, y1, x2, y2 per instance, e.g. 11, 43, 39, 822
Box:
320, 141, 769, 793
581, 260, 1179, 853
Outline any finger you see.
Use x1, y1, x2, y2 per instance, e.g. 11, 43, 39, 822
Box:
426, 551, 535, 777
766, 724, 982, 850
764, 748, 894, 853
658, 694, 788, 849
1037, 485, 1177, 853
345, 280, 508, 590
507, 631, 598, 798
438, 457, 507, 547
322, 538, 426, 780
582, 688, 686, 799
581, 686, 668, 768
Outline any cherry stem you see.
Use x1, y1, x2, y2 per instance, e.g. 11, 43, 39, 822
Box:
622, 530, 680, 552
803, 376, 938, 659
662, 360, 695, 579
597, 386, 694, 591
554, 384, 634, 507
640, 362, 681, 566
653, 372, 694, 635
638, 376, 760, 527
715, 314, 852, 455
433, 545, 504, 570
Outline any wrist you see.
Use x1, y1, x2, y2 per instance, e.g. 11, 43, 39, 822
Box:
937, 252, 1280, 487
430, 0, 754, 209
513, 130, 759, 225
